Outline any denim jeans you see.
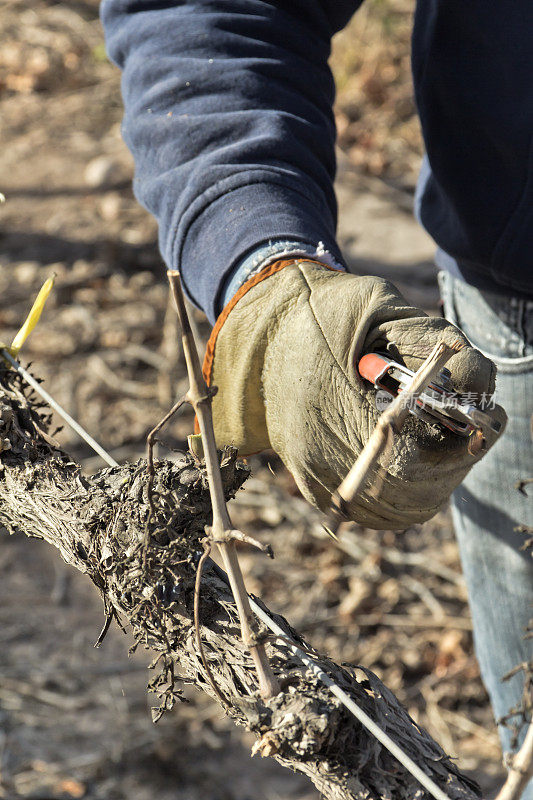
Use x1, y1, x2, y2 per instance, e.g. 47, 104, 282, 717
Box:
439, 272, 533, 796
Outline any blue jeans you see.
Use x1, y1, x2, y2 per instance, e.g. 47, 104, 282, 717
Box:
440, 272, 533, 796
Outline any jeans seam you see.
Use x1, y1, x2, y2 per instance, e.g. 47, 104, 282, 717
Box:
441, 273, 533, 367
519, 300, 527, 358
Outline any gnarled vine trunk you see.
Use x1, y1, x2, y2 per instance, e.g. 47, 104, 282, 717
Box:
0, 363, 480, 800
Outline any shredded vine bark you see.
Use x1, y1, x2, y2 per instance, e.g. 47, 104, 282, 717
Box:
0, 363, 481, 800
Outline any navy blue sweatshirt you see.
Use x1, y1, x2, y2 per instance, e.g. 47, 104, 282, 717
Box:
101, 0, 533, 323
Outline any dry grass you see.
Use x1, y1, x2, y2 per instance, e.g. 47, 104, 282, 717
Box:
331, 0, 423, 186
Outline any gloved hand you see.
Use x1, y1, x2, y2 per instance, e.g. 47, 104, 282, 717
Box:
204, 260, 506, 528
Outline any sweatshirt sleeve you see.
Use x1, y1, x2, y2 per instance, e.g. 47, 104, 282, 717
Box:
100, 0, 361, 322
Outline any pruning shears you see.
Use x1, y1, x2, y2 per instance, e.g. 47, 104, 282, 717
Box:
357, 352, 502, 451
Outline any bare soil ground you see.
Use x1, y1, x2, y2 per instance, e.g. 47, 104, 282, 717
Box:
0, 1, 511, 798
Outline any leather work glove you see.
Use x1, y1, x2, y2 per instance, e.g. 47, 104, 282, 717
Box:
204, 260, 506, 528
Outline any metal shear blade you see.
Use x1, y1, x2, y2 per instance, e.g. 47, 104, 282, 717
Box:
358, 353, 501, 444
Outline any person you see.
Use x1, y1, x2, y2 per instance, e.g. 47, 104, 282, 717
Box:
100, 0, 532, 790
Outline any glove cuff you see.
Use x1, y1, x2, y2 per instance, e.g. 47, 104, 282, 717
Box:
202, 257, 339, 390
196, 258, 340, 444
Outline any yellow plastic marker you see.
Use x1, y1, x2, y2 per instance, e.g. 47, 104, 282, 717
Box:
0, 273, 119, 467
9, 275, 55, 357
